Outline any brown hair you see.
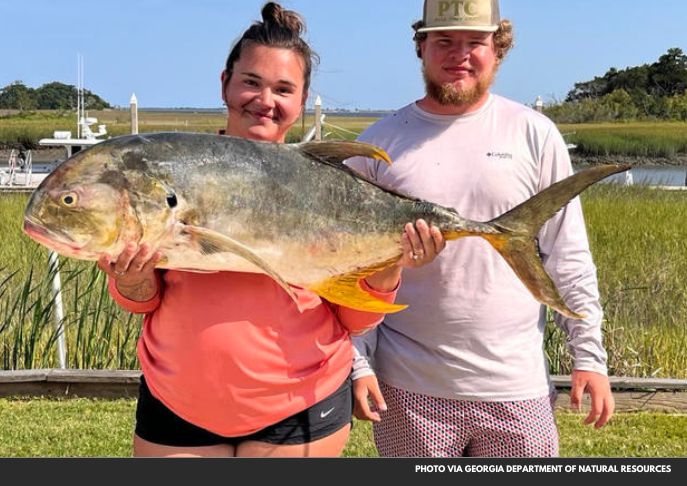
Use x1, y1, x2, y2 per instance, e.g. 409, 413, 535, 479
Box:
411, 19, 514, 63
224, 2, 319, 94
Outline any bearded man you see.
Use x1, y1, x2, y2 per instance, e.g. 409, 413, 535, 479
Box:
345, 0, 614, 457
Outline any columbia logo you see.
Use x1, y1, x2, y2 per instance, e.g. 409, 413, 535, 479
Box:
487, 152, 513, 160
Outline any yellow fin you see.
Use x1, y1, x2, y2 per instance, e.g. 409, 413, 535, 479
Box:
309, 259, 408, 314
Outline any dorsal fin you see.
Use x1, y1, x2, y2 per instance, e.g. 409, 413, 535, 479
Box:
297, 141, 391, 167
296, 140, 428, 203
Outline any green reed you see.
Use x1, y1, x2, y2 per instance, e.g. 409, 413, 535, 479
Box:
546, 183, 687, 378
2, 184, 687, 376
0, 194, 140, 369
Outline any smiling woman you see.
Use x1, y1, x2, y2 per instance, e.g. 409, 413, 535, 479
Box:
220, 2, 318, 143
77, 1, 437, 460
222, 45, 308, 142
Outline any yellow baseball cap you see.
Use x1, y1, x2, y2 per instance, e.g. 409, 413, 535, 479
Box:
417, 0, 501, 33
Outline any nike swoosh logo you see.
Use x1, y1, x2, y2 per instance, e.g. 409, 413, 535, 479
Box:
320, 407, 336, 419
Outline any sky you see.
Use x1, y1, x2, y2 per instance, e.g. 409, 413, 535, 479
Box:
2, 0, 686, 110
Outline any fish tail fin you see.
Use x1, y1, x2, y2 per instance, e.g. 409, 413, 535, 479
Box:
491, 164, 629, 237
453, 164, 628, 319
485, 233, 583, 318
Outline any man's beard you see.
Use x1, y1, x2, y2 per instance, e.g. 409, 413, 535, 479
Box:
423, 64, 496, 107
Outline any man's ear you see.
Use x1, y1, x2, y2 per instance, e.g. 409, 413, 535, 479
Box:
416, 38, 427, 60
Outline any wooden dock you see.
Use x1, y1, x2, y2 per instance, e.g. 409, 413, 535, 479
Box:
0, 172, 46, 192
1, 369, 686, 412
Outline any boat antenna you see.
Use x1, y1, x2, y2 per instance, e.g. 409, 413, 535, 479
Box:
77, 54, 83, 139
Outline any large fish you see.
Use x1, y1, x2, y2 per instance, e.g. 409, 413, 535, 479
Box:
23, 132, 628, 318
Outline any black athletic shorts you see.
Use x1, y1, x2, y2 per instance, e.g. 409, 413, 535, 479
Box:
135, 375, 353, 447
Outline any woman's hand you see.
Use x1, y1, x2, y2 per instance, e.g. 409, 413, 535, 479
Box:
97, 242, 163, 302
353, 375, 387, 422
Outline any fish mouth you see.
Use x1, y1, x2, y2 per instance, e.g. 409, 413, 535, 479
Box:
23, 218, 86, 255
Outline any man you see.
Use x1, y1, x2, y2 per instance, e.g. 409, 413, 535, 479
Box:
347, 0, 614, 457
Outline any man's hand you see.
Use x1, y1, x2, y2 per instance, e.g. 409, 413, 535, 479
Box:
353, 375, 387, 422
570, 370, 615, 429
365, 219, 446, 291
397, 219, 445, 268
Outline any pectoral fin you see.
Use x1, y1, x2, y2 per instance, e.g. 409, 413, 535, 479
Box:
298, 141, 392, 166
181, 225, 297, 302
309, 259, 408, 314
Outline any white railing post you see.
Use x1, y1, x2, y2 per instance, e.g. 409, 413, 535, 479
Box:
130, 93, 139, 135
48, 251, 67, 369
7, 149, 17, 186
24, 150, 32, 187
314, 95, 322, 141
302, 113, 326, 142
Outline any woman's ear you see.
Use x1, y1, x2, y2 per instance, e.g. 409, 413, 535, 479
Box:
220, 70, 229, 105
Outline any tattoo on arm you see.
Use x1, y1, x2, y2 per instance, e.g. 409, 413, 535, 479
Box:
117, 278, 158, 302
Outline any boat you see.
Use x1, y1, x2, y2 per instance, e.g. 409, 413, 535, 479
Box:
38, 55, 108, 161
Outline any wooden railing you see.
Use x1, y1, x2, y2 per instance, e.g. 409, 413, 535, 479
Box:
1, 369, 686, 412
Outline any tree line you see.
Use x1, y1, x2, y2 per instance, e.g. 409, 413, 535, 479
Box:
0, 81, 110, 111
2, 48, 686, 123
544, 48, 687, 123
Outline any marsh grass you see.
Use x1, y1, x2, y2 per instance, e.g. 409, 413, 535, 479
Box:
0, 110, 379, 147
559, 122, 687, 158
546, 183, 687, 377
1, 181, 687, 376
588, 184, 687, 377
2, 111, 685, 160
0, 260, 141, 369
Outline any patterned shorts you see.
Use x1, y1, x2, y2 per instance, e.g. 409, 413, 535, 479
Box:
373, 381, 559, 457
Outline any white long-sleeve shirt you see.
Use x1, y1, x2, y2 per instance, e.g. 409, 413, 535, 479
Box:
347, 94, 608, 401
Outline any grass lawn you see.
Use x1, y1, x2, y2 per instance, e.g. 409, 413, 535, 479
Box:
0, 398, 684, 457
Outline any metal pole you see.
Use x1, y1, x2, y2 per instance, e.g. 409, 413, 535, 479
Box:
76, 55, 81, 139
25, 151, 32, 187
314, 95, 322, 141
130, 93, 139, 135
48, 251, 67, 369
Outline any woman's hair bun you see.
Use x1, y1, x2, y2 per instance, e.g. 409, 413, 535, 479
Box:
261, 2, 305, 36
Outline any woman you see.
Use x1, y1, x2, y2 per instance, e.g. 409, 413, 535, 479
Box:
97, 2, 444, 457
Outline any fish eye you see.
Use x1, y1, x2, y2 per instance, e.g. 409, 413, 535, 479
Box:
60, 192, 79, 207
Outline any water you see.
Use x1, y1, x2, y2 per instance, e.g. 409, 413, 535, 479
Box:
575, 165, 687, 187
30, 164, 58, 174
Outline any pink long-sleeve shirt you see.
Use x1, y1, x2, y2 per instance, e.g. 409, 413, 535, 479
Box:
109, 270, 395, 436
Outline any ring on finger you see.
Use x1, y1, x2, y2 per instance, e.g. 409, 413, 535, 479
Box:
113, 269, 127, 276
